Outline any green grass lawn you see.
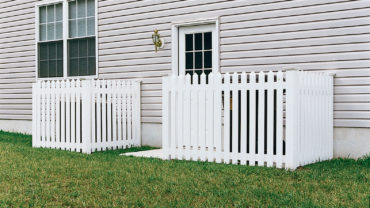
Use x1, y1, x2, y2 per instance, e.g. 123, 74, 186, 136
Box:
0, 131, 368, 207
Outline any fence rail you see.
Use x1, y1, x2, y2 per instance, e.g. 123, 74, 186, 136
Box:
162, 70, 333, 169
32, 79, 141, 153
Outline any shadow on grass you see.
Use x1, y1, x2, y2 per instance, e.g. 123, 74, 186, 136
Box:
0, 130, 158, 156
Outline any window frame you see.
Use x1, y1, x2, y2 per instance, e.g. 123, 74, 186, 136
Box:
35, 0, 98, 80
171, 17, 220, 76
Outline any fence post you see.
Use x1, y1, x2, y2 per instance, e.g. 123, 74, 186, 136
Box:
81, 80, 92, 154
134, 81, 141, 147
328, 73, 335, 160
162, 76, 170, 159
32, 82, 38, 147
286, 69, 299, 170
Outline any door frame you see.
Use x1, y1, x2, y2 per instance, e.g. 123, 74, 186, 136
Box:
171, 17, 220, 76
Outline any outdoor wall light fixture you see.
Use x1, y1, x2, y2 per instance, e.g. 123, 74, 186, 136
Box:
152, 29, 164, 52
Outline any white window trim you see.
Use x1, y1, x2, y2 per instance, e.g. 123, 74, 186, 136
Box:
171, 17, 219, 76
35, 0, 98, 80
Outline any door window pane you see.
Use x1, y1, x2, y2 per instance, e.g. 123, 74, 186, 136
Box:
195, 52, 202, 69
204, 51, 212, 68
204, 32, 212, 50
185, 34, 193, 51
194, 33, 202, 50
186, 52, 193, 69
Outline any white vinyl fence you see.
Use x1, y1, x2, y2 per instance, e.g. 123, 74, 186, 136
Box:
32, 79, 141, 153
162, 70, 333, 169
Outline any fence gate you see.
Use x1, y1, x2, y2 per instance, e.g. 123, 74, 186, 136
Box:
32, 79, 141, 153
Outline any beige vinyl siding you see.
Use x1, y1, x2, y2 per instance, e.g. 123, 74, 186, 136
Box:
0, 0, 369, 128
0, 0, 36, 121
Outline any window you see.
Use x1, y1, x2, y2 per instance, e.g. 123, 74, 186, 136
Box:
177, 23, 218, 77
185, 32, 212, 77
38, 3, 63, 78
37, 0, 96, 79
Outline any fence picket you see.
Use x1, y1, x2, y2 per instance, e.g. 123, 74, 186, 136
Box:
276, 71, 284, 168
112, 80, 117, 144
76, 80, 81, 146
249, 72, 256, 166
61, 81, 66, 144
71, 80, 76, 148
199, 73, 206, 161
102, 80, 107, 146
177, 75, 185, 160
117, 81, 122, 147
107, 81, 112, 144
232, 72, 239, 164
223, 73, 231, 164
206, 74, 214, 162
267, 71, 274, 167
50, 81, 56, 147
127, 81, 132, 147
46, 81, 51, 146
55, 81, 61, 145
191, 75, 199, 160
257, 71, 265, 166
240, 72, 247, 165
214, 73, 222, 163
122, 81, 128, 148
184, 74, 191, 160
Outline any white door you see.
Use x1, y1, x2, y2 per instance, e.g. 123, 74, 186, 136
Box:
178, 24, 218, 77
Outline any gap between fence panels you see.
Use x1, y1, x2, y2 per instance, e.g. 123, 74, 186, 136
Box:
162, 70, 334, 170
32, 79, 142, 154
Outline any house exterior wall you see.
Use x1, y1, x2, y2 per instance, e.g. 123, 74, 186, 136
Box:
0, 0, 369, 157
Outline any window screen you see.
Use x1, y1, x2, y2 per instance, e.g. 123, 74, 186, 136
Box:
38, 3, 63, 78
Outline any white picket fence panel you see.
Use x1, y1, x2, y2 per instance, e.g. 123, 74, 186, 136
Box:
162, 70, 333, 169
32, 79, 141, 153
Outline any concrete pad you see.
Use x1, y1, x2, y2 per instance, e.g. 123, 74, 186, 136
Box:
121, 149, 163, 159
